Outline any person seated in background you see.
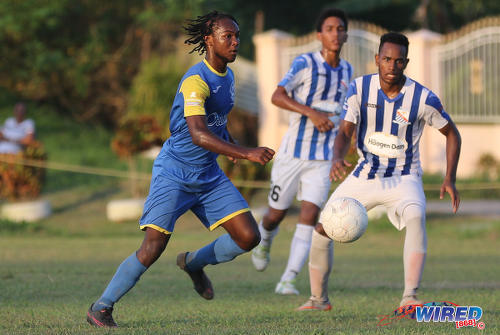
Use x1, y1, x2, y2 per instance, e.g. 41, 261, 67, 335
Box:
0, 102, 35, 154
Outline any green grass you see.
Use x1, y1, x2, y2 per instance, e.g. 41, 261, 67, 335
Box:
0, 190, 498, 334
0, 101, 499, 333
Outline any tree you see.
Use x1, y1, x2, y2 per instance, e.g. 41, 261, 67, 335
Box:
0, 0, 202, 125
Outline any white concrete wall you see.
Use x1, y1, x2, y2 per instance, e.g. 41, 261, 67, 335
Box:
253, 30, 292, 151
421, 124, 500, 177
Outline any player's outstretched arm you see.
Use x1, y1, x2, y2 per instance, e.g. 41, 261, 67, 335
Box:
330, 120, 355, 181
438, 120, 462, 213
271, 86, 334, 132
186, 115, 275, 165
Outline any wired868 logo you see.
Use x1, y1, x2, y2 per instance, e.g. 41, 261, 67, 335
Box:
378, 301, 486, 330
416, 303, 485, 330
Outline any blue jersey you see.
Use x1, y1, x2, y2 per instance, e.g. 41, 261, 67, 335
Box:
159, 59, 235, 167
139, 60, 250, 234
343, 74, 451, 179
278, 51, 353, 161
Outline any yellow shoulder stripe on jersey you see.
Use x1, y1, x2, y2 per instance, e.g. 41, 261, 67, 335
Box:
180, 75, 210, 117
203, 59, 227, 77
209, 208, 250, 231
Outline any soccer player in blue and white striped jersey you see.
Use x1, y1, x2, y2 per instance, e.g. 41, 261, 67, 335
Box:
298, 32, 461, 311
251, 9, 353, 296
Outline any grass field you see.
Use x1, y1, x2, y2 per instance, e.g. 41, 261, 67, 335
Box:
1, 103, 499, 333
1, 185, 499, 334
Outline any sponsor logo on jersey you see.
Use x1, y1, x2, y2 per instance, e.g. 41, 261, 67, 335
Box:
313, 101, 342, 125
207, 112, 227, 127
212, 85, 222, 94
312, 101, 342, 114
364, 132, 407, 158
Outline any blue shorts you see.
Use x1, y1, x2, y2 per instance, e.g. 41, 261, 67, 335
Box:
139, 158, 249, 235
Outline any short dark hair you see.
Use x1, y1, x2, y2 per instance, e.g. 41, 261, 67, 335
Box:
315, 8, 348, 32
184, 11, 238, 55
379, 32, 409, 57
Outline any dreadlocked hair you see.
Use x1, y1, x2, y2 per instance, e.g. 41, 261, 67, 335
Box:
184, 11, 238, 55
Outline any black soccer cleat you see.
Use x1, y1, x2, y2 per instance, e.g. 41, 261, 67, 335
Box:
86, 303, 118, 328
176, 252, 214, 300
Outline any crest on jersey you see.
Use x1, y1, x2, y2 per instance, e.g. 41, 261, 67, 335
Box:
393, 108, 411, 125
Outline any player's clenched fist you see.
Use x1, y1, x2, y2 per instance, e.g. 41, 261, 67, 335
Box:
246, 147, 275, 165
329, 158, 351, 181
309, 110, 335, 133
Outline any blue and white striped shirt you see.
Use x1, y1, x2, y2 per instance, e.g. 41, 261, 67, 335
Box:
278, 51, 353, 161
343, 74, 451, 179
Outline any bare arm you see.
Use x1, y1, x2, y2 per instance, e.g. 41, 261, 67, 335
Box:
19, 132, 35, 146
438, 120, 461, 213
329, 120, 356, 181
225, 127, 238, 163
186, 115, 274, 165
271, 86, 334, 132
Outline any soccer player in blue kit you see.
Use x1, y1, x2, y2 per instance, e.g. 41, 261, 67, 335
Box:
86, 11, 274, 327
298, 32, 461, 311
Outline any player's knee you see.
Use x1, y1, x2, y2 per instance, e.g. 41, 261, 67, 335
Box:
236, 228, 260, 251
299, 202, 320, 224
401, 204, 425, 226
264, 208, 286, 226
142, 239, 165, 259
137, 232, 168, 267
402, 204, 427, 253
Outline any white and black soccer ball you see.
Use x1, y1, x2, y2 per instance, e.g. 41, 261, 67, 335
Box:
321, 197, 368, 243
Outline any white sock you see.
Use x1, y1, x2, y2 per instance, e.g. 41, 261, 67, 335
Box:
280, 223, 314, 282
401, 204, 427, 298
258, 220, 279, 248
308, 230, 333, 302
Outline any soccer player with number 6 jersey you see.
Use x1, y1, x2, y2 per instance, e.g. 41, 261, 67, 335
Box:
251, 8, 353, 296
298, 32, 461, 311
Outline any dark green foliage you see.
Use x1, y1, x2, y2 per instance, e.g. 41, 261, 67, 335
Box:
127, 55, 191, 136
0, 0, 202, 125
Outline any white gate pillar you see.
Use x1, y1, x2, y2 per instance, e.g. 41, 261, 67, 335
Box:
406, 30, 448, 175
253, 30, 292, 150
406, 29, 442, 90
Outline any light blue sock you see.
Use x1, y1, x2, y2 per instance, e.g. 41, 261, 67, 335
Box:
92, 252, 147, 311
186, 234, 246, 272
